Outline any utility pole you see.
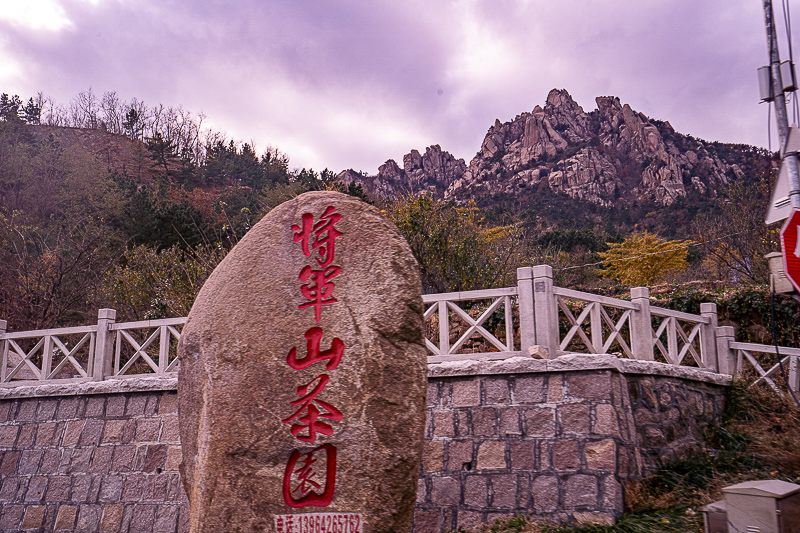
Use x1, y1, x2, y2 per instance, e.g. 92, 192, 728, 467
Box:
763, 0, 800, 209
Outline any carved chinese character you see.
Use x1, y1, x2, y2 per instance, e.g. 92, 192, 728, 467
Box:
298, 265, 342, 322
287, 327, 344, 371
282, 374, 343, 442
292, 206, 343, 268
283, 444, 337, 508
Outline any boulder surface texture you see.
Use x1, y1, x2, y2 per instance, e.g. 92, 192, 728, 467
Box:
178, 191, 427, 532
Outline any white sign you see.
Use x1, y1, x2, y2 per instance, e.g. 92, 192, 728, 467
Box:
274, 513, 363, 533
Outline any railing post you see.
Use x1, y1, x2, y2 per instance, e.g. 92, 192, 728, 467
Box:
93, 309, 117, 381
630, 287, 654, 361
700, 303, 719, 372
532, 265, 559, 358
516, 267, 536, 353
0, 320, 6, 382
715, 326, 736, 376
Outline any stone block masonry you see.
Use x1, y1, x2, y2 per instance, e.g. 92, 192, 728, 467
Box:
0, 380, 186, 533
0, 355, 728, 533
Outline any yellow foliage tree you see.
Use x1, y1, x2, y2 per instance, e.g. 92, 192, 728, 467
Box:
598, 232, 694, 286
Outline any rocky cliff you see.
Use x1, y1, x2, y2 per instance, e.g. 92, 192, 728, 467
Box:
341, 89, 752, 209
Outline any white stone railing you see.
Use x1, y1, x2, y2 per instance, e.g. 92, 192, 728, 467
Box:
0, 264, 797, 392
729, 338, 800, 396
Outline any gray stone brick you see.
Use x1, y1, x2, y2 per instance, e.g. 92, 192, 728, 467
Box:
145, 395, 160, 416
56, 449, 72, 474
17, 424, 37, 448
490, 474, 517, 509
532, 475, 559, 512
0, 477, 20, 501
417, 479, 427, 503
432, 411, 454, 438
178, 503, 190, 533
499, 409, 520, 436
56, 398, 80, 420
18, 449, 43, 475
35, 422, 57, 446
160, 416, 180, 443
85, 397, 106, 418
168, 473, 187, 502
0, 425, 19, 447
71, 474, 93, 502
111, 446, 136, 472
553, 439, 580, 470
0, 450, 20, 475
559, 403, 590, 434
16, 400, 39, 422
477, 441, 506, 470
585, 440, 616, 471
20, 504, 46, 530
452, 379, 480, 407
98, 475, 123, 503
431, 476, 460, 505
102, 419, 126, 443
45, 476, 71, 502
125, 396, 147, 417
483, 378, 510, 404
54, 504, 78, 531
145, 474, 171, 501
154, 505, 179, 532
568, 372, 612, 401
79, 418, 105, 447
144, 444, 168, 472
456, 411, 471, 437
90, 446, 114, 473
464, 475, 487, 507
446, 440, 473, 471
426, 382, 439, 408
105, 396, 126, 417
513, 375, 546, 403
99, 503, 124, 532
122, 474, 147, 501
76, 504, 102, 533
547, 375, 564, 402
564, 474, 597, 508
23, 476, 48, 502
158, 392, 178, 415
0, 402, 11, 423
456, 510, 482, 531
509, 441, 535, 470
524, 407, 555, 437
130, 503, 157, 533
0, 504, 24, 529
413, 509, 444, 533
423, 441, 443, 472
69, 447, 93, 473
472, 408, 496, 437
61, 420, 85, 447
593, 404, 619, 436
36, 400, 59, 421
135, 418, 161, 442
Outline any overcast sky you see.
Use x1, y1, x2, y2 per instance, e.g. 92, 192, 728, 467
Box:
0, 0, 793, 173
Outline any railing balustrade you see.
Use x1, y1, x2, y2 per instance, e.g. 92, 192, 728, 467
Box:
1, 265, 797, 394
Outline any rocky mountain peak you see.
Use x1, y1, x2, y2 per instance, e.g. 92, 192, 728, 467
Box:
344, 89, 748, 211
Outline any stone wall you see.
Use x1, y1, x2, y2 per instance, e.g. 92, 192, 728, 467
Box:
0, 378, 186, 533
413, 355, 729, 532
0, 356, 729, 533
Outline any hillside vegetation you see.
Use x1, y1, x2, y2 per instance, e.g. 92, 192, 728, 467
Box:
0, 89, 796, 341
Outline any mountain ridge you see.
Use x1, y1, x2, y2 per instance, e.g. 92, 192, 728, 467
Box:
338, 89, 769, 223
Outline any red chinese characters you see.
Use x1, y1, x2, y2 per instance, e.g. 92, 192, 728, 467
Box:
282, 206, 345, 509
282, 444, 337, 508
292, 206, 343, 323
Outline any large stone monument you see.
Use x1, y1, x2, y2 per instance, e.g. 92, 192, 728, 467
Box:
177, 191, 427, 532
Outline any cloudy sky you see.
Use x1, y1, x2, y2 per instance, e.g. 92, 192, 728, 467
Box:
0, 0, 793, 173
